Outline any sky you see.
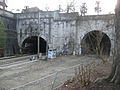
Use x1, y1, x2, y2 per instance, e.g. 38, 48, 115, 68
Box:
6, 0, 117, 15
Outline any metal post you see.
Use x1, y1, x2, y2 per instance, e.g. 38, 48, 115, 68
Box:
37, 12, 40, 59
46, 40, 48, 60
38, 35, 40, 59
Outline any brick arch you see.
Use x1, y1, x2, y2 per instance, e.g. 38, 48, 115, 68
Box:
80, 30, 112, 42
20, 35, 47, 47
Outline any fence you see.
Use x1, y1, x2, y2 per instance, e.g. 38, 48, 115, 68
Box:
10, 63, 89, 90
10, 61, 120, 90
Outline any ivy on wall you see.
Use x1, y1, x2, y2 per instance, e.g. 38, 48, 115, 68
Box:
0, 19, 6, 49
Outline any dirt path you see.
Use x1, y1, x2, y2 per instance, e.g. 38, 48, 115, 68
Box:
0, 55, 102, 89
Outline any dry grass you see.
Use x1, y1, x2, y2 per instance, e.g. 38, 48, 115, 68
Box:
55, 57, 113, 90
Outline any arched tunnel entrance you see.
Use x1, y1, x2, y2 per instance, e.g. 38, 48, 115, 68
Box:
81, 31, 111, 56
22, 36, 48, 55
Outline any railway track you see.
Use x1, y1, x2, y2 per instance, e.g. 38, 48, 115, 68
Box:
0, 54, 37, 69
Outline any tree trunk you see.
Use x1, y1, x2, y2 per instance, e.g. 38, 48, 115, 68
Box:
106, 1, 120, 84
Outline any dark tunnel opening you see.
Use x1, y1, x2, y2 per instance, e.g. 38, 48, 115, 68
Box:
22, 36, 48, 55
81, 31, 111, 56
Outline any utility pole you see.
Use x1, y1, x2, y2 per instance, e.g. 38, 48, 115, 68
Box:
48, 17, 51, 43
45, 17, 51, 60
37, 12, 40, 59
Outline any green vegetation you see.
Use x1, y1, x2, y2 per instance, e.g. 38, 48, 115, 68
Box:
0, 19, 6, 49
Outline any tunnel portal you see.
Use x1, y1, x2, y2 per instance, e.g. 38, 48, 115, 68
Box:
81, 31, 111, 56
22, 36, 47, 55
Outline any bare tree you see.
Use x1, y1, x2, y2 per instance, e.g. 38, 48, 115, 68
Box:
58, 0, 76, 13
95, 1, 102, 15
105, 0, 120, 84
66, 0, 76, 13
81, 31, 107, 57
58, 5, 64, 12
80, 3, 87, 16
45, 5, 49, 11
